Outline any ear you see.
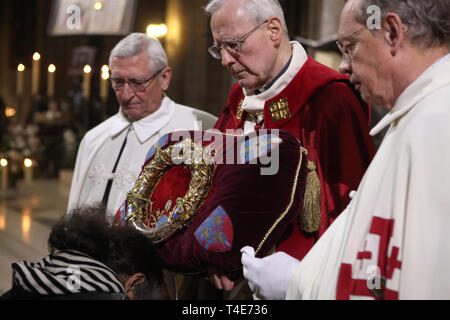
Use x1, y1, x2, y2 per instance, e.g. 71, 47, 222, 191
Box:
124, 273, 146, 300
266, 17, 284, 45
382, 13, 406, 56
160, 66, 172, 92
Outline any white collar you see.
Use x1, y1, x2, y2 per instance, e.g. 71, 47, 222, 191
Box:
110, 95, 175, 143
371, 54, 450, 136
242, 41, 308, 112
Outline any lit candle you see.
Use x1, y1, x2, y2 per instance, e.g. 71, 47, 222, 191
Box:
31, 52, 41, 96
4, 106, 16, 118
0, 213, 5, 231
83, 64, 92, 100
1, 159, 8, 190
94, 1, 103, 10
100, 65, 109, 102
24, 158, 33, 185
47, 64, 56, 98
146, 24, 168, 38
17, 64, 25, 96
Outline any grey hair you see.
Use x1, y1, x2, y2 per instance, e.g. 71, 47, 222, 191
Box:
109, 33, 168, 73
205, 0, 288, 35
355, 0, 450, 48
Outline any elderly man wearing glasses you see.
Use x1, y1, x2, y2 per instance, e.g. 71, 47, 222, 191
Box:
67, 33, 217, 222
204, 0, 376, 293
241, 0, 450, 300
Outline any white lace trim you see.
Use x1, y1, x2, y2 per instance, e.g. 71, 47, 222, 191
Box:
88, 165, 135, 188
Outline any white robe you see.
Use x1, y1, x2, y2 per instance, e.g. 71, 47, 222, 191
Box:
286, 54, 450, 300
67, 96, 217, 221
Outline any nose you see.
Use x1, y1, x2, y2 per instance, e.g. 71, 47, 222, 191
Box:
339, 56, 352, 76
221, 48, 236, 68
121, 82, 135, 101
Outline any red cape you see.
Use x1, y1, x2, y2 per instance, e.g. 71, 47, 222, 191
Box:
215, 57, 376, 260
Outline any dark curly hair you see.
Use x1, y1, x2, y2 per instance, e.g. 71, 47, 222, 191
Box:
48, 205, 168, 299
48, 204, 110, 263
107, 225, 167, 299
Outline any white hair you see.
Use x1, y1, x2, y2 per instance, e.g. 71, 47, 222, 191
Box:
109, 33, 168, 73
205, 0, 288, 35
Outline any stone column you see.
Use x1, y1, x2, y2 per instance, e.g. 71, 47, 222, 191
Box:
308, 0, 346, 40
301, 0, 346, 70
165, 0, 230, 117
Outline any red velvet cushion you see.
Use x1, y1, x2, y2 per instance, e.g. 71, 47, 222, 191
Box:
114, 130, 307, 280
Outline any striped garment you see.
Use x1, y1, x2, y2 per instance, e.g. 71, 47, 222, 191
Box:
11, 250, 125, 297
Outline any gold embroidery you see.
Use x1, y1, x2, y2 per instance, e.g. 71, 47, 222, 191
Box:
244, 111, 264, 123
147, 209, 164, 228
237, 99, 264, 124
213, 231, 225, 243
236, 100, 244, 120
164, 199, 173, 212
269, 98, 291, 122
201, 228, 210, 240
212, 215, 222, 227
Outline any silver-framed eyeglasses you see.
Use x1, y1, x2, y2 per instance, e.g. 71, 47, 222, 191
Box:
111, 69, 163, 92
208, 19, 269, 60
336, 26, 366, 62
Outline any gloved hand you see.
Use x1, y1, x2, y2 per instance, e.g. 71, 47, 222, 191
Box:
241, 246, 300, 300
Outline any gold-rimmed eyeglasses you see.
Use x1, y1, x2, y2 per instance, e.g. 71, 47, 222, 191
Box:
336, 27, 366, 62
208, 19, 269, 60
111, 69, 163, 92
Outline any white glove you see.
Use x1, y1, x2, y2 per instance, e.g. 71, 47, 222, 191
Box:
241, 246, 300, 300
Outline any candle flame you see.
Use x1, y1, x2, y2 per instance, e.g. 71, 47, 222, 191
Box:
48, 64, 56, 73
94, 1, 103, 10
0, 214, 5, 231
5, 107, 16, 118
24, 158, 33, 168
0, 159, 7, 167
101, 65, 109, 73
83, 65, 92, 74
17, 64, 25, 72
146, 24, 168, 38
33, 52, 41, 61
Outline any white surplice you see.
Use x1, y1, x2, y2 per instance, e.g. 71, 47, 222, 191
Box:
287, 55, 450, 300
67, 96, 217, 220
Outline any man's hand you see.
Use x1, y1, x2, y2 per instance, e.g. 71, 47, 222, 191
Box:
207, 267, 235, 291
241, 246, 300, 300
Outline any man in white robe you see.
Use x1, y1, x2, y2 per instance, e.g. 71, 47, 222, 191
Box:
67, 33, 217, 221
241, 0, 450, 300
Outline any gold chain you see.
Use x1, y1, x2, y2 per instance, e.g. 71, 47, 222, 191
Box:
255, 145, 305, 255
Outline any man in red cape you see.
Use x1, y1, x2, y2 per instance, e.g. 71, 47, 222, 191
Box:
205, 0, 375, 291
